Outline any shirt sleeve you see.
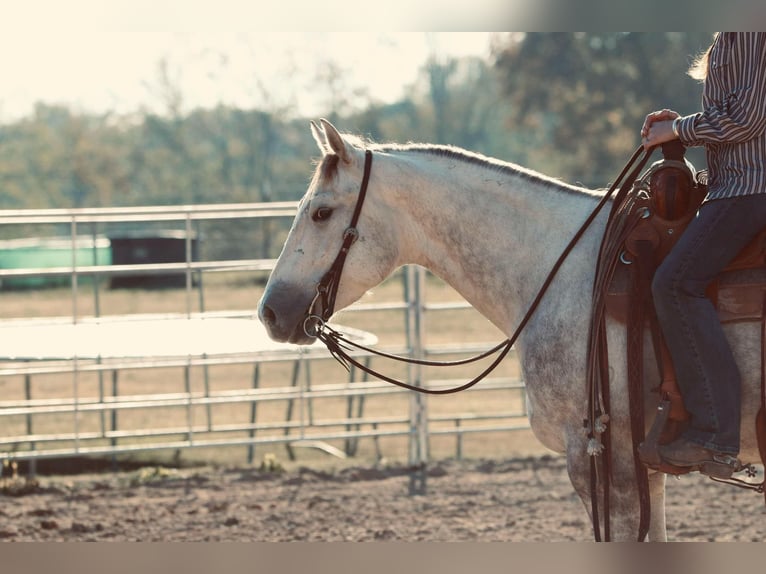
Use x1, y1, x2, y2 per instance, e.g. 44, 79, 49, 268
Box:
677, 33, 766, 146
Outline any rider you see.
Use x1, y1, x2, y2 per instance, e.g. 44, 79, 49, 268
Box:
641, 32, 766, 476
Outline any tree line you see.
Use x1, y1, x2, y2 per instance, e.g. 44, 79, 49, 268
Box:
0, 33, 714, 255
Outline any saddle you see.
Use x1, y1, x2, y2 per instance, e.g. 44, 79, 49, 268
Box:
602, 141, 766, 491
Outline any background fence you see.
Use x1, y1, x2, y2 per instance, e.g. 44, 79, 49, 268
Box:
0, 203, 533, 485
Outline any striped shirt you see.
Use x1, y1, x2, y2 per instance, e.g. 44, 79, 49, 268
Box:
676, 32, 766, 201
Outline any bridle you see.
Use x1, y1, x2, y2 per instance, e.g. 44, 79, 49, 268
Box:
303, 149, 373, 339
303, 145, 654, 396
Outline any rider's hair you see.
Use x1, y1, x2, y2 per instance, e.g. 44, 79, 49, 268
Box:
688, 33, 718, 82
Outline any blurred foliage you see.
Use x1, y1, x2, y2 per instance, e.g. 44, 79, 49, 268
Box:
493, 32, 714, 184
0, 33, 714, 213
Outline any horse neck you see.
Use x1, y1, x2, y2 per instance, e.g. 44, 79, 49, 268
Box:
379, 149, 602, 333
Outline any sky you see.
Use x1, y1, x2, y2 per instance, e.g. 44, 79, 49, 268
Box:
0, 18, 495, 122
1, 0, 748, 124
0, 0, 756, 124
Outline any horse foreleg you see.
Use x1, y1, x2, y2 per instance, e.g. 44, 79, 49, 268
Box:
564, 441, 637, 540
566, 439, 660, 541
565, 444, 610, 540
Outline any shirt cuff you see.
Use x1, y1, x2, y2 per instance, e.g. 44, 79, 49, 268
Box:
676, 114, 698, 145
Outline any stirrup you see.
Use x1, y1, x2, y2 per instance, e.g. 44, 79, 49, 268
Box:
638, 398, 671, 467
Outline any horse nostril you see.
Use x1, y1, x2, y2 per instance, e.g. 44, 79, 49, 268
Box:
260, 305, 277, 326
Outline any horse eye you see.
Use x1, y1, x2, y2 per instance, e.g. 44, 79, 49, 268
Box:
312, 207, 334, 222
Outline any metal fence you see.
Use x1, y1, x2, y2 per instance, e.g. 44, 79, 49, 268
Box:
0, 203, 529, 480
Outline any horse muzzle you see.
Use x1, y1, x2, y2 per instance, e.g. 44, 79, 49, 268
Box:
258, 281, 322, 345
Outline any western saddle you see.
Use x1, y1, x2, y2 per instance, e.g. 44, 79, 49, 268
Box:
600, 141, 766, 488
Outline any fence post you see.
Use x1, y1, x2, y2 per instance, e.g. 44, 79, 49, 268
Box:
247, 363, 261, 464
24, 374, 36, 477
184, 213, 193, 319
70, 215, 80, 455
406, 265, 428, 495
111, 370, 119, 469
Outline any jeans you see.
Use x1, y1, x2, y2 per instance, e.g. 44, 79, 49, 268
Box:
651, 193, 766, 455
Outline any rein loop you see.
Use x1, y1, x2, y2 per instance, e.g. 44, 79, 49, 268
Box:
309, 145, 654, 395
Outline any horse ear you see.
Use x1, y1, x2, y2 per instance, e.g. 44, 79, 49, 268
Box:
320, 118, 351, 164
310, 120, 329, 155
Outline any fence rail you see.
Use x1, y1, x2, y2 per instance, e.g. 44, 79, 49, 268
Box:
0, 202, 529, 479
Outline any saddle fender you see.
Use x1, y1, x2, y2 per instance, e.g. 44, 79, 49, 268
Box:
601, 141, 766, 501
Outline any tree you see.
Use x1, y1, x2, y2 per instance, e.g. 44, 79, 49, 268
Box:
491, 33, 713, 186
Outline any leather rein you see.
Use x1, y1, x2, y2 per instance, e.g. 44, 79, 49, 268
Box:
304, 146, 654, 394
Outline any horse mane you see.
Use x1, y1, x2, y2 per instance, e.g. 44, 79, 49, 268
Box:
317, 133, 599, 197
379, 143, 592, 195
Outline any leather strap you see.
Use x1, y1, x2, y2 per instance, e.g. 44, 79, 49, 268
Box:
317, 147, 653, 397
585, 148, 654, 542
627, 238, 654, 541
314, 150, 374, 322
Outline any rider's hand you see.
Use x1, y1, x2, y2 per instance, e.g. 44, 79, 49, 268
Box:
641, 109, 680, 150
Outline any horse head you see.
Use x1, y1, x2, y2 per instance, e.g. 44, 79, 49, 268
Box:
258, 119, 400, 344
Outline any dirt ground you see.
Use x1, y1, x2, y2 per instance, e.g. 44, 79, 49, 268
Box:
1, 455, 765, 542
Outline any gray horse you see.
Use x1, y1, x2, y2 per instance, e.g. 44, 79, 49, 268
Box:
259, 119, 762, 541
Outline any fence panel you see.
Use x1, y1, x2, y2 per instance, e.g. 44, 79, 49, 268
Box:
0, 203, 529, 473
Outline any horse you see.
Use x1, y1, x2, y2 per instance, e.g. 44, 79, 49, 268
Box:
258, 119, 763, 541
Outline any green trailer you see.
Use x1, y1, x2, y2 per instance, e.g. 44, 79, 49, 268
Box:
0, 236, 112, 289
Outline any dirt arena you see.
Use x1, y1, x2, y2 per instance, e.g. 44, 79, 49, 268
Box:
2, 455, 764, 542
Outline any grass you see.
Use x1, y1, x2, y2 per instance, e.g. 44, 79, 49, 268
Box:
0, 269, 552, 473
